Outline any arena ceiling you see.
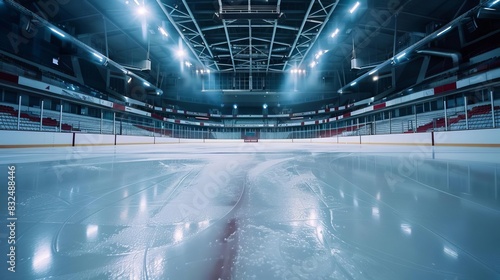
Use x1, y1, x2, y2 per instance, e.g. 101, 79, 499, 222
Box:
12, 0, 480, 73
6, 0, 500, 107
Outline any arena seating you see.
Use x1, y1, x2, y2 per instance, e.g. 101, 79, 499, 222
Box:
134, 125, 173, 137
316, 104, 500, 137
213, 131, 241, 139
0, 104, 74, 131
319, 124, 363, 137
0, 104, 154, 135
412, 104, 500, 132
3, 101, 500, 139
260, 131, 290, 139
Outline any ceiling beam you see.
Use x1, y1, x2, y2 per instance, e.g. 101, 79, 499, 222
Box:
219, 0, 235, 72
397, 11, 447, 23
56, 13, 101, 24
7, 0, 161, 93
155, 0, 209, 71
267, 0, 282, 73
85, 0, 158, 66
249, 18, 252, 88
282, 0, 316, 71
299, 0, 340, 67
202, 24, 298, 32
356, 23, 416, 35
337, 2, 482, 95
180, 0, 219, 71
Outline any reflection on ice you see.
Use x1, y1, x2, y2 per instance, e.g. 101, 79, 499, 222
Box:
174, 225, 184, 243
3, 144, 499, 279
86, 224, 99, 240
400, 223, 412, 236
315, 225, 325, 245
198, 219, 210, 230
371, 206, 380, 219
32, 241, 52, 274
307, 209, 319, 227
149, 255, 165, 279
120, 207, 129, 220
139, 194, 147, 213
444, 246, 459, 259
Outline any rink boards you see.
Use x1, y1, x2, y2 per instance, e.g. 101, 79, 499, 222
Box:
0, 129, 500, 148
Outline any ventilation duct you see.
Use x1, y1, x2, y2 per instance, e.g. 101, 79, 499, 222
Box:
476, 7, 500, 19
466, 18, 478, 32
416, 49, 462, 67
272, 47, 289, 53
212, 47, 230, 52
122, 59, 151, 71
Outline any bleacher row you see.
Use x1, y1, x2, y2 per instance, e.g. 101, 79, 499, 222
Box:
0, 105, 73, 131
405, 105, 500, 133
224, 119, 278, 126
0, 104, 155, 136
449, 105, 500, 131
316, 104, 500, 137
260, 131, 290, 139
1, 103, 500, 138
222, 117, 326, 127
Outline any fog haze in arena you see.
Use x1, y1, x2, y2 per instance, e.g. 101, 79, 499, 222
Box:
1, 0, 500, 278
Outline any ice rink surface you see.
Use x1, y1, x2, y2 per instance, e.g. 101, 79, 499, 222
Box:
0, 142, 500, 279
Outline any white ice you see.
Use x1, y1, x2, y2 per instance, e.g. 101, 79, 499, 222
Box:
0, 143, 499, 279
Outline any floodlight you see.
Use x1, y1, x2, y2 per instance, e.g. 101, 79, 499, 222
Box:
331, 28, 340, 38
436, 26, 452, 37
176, 49, 186, 58
137, 6, 148, 15
396, 52, 406, 60
350, 2, 360, 14
49, 27, 65, 38
92, 52, 103, 62
158, 27, 168, 37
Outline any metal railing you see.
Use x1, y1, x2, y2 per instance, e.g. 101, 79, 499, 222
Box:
1, 93, 500, 140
